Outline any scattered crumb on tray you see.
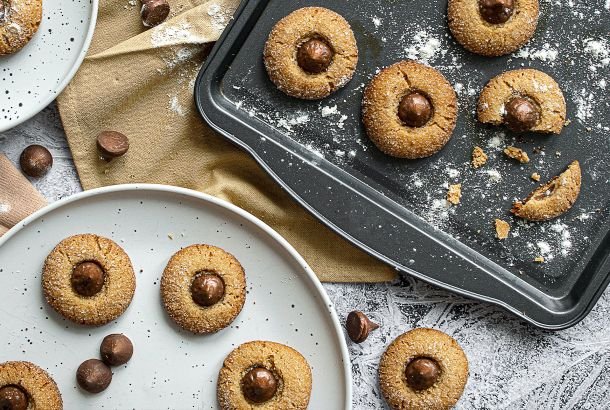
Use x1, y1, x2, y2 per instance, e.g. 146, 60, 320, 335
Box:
447, 183, 462, 205
531, 172, 541, 181
472, 146, 488, 168
504, 146, 530, 164
534, 256, 545, 263
495, 219, 511, 240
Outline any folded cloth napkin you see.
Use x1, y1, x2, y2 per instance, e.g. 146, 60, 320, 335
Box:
0, 154, 47, 235
56, 0, 396, 282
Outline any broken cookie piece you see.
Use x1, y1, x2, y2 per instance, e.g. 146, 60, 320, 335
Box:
494, 219, 510, 240
472, 146, 488, 168
504, 146, 530, 164
512, 161, 581, 221
447, 184, 462, 205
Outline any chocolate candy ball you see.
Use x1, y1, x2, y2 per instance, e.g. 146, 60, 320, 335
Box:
345, 311, 379, 344
141, 0, 170, 27
100, 334, 133, 366
71, 261, 105, 297
398, 92, 433, 128
191, 273, 225, 307
504, 96, 540, 132
241, 367, 278, 403
96, 131, 129, 160
76, 359, 112, 394
19, 145, 53, 178
297, 38, 334, 74
0, 386, 28, 410
404, 357, 441, 391
479, 0, 515, 24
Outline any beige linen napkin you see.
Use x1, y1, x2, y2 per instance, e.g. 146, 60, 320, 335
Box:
0, 155, 47, 235
56, 0, 395, 282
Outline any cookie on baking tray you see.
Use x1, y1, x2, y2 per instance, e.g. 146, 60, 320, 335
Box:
379, 328, 469, 410
42, 234, 136, 326
161, 244, 246, 334
0, 361, 63, 410
217, 341, 312, 410
362, 60, 458, 159
448, 0, 539, 56
477, 69, 566, 134
264, 7, 358, 99
512, 160, 581, 221
0, 0, 43, 55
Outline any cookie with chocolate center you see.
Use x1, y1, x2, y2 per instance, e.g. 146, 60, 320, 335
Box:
0, 361, 62, 410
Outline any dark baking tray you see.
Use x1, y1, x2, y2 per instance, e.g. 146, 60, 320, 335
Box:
195, 0, 610, 329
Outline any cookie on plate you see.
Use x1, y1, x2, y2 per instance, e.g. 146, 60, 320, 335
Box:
42, 234, 136, 326
161, 244, 246, 334
448, 0, 539, 56
512, 160, 581, 221
0, 0, 43, 55
362, 60, 458, 159
217, 341, 312, 409
264, 7, 358, 99
0, 361, 62, 409
379, 328, 469, 410
477, 69, 566, 134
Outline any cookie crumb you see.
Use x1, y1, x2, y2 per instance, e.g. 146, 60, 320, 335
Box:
447, 184, 462, 205
503, 146, 530, 163
494, 219, 510, 240
534, 256, 545, 263
531, 172, 541, 181
471, 146, 488, 168
564, 119, 571, 126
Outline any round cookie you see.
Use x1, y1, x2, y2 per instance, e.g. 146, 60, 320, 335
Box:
477, 69, 566, 134
0, 0, 43, 55
379, 328, 469, 410
217, 341, 312, 410
264, 7, 358, 100
0, 361, 62, 409
42, 234, 136, 326
362, 60, 458, 159
161, 244, 246, 334
512, 160, 581, 221
447, 0, 539, 56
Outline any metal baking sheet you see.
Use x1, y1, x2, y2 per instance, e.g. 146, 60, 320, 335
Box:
195, 0, 610, 329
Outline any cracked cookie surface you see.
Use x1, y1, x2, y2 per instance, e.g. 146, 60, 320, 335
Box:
42, 234, 136, 326
362, 60, 458, 159
477, 69, 566, 134
264, 7, 358, 100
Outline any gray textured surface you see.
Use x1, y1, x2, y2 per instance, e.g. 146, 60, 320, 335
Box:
2, 104, 610, 409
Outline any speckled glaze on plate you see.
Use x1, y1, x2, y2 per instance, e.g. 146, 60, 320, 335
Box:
0, 0, 97, 132
0, 184, 351, 409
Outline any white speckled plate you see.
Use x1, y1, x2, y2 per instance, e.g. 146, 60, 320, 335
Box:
0, 184, 351, 409
0, 0, 97, 132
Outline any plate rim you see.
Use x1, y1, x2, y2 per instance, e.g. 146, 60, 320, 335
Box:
0, 183, 353, 409
0, 0, 99, 133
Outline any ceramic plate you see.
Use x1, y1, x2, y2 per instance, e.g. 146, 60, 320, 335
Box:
0, 0, 97, 132
0, 185, 351, 409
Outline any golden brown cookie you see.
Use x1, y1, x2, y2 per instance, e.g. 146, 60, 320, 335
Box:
42, 234, 136, 326
161, 244, 246, 334
0, 0, 43, 55
0, 361, 62, 409
512, 160, 581, 221
447, 0, 539, 56
217, 341, 312, 410
264, 7, 358, 100
379, 328, 469, 410
362, 60, 458, 159
477, 69, 566, 134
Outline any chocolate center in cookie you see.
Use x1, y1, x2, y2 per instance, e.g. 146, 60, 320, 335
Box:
297, 38, 334, 74
479, 0, 514, 24
404, 357, 441, 390
504, 96, 540, 132
241, 367, 278, 403
398, 92, 433, 128
0, 385, 28, 410
71, 261, 106, 297
191, 272, 225, 307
